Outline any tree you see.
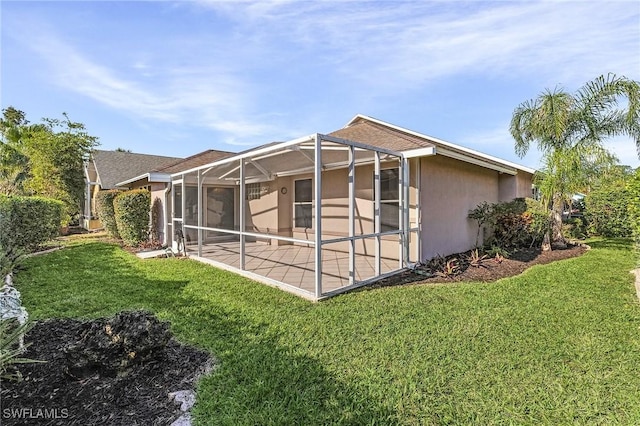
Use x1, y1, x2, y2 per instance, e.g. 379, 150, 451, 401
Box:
0, 107, 99, 223
0, 107, 30, 195
510, 74, 640, 246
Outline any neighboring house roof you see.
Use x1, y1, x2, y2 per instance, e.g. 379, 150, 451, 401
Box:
115, 149, 235, 187
92, 150, 182, 189
334, 115, 536, 175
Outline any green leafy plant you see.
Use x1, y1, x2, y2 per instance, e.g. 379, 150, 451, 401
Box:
114, 189, 151, 246
95, 190, 121, 238
0, 195, 63, 252
0, 319, 43, 381
485, 245, 510, 259
467, 248, 489, 268
470, 198, 551, 252
150, 196, 163, 243
0, 245, 24, 279
434, 258, 460, 278
468, 201, 493, 248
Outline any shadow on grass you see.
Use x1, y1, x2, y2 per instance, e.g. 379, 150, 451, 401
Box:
171, 303, 400, 425
586, 238, 633, 251
19, 242, 399, 425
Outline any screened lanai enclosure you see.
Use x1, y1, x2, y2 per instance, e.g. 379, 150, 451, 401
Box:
171, 133, 424, 300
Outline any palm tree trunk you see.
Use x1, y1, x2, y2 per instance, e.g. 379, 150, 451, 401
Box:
551, 198, 567, 248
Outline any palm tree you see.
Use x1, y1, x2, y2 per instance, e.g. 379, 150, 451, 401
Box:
510, 73, 640, 247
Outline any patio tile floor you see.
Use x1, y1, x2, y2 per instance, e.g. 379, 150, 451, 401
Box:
187, 241, 399, 296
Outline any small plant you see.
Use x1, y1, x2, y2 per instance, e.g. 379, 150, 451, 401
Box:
0, 319, 43, 381
467, 249, 489, 268
493, 253, 505, 264
435, 258, 460, 278
0, 245, 25, 280
485, 245, 510, 259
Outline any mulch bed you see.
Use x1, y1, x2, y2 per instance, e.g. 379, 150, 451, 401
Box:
370, 244, 588, 289
1, 312, 213, 426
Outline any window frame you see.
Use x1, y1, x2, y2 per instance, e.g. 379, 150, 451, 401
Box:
375, 167, 400, 232
293, 178, 313, 229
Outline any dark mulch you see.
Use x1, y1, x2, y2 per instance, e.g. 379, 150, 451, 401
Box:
370, 244, 588, 289
1, 312, 213, 426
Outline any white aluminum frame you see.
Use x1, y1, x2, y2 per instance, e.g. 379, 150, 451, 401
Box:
171, 133, 415, 300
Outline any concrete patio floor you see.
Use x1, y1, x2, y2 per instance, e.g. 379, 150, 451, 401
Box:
185, 241, 400, 298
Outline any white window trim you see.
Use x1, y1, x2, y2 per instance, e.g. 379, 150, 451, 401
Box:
293, 178, 313, 229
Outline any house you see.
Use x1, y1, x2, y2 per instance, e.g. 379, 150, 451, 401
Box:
114, 149, 235, 243
82, 150, 182, 230
164, 115, 534, 300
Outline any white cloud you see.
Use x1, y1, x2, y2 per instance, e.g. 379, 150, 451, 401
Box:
8, 20, 280, 141
193, 1, 640, 90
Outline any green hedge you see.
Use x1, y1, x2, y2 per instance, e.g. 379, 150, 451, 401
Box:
0, 195, 63, 251
114, 190, 150, 246
628, 169, 640, 254
95, 190, 121, 238
585, 187, 632, 237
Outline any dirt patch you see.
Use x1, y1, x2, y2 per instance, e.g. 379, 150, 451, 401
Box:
370, 244, 588, 289
1, 312, 213, 425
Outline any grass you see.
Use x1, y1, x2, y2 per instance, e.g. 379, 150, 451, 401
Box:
14, 237, 640, 425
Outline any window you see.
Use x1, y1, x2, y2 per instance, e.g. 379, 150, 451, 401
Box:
173, 186, 182, 219
294, 179, 312, 228
376, 168, 400, 232
246, 183, 262, 200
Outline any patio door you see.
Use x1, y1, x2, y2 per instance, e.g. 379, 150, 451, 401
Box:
205, 187, 235, 242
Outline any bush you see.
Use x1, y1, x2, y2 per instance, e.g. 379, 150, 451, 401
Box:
627, 169, 640, 257
469, 198, 550, 251
95, 190, 121, 238
585, 187, 632, 237
114, 190, 150, 246
0, 195, 63, 252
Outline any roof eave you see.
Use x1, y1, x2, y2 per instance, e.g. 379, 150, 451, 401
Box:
347, 115, 536, 175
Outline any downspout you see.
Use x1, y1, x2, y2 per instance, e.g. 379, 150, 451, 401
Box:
163, 182, 172, 246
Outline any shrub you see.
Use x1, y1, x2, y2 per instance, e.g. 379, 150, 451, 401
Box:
469, 198, 550, 251
563, 217, 587, 240
584, 187, 632, 237
95, 190, 121, 238
0, 195, 63, 252
627, 169, 640, 257
114, 190, 150, 246
150, 197, 162, 243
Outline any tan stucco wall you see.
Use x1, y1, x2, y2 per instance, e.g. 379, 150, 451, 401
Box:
285, 161, 416, 260
420, 155, 500, 259
498, 172, 534, 201
149, 183, 168, 243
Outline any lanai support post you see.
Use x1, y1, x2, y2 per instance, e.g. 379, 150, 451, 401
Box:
402, 157, 410, 267
181, 176, 186, 254
314, 134, 323, 298
374, 151, 381, 277
239, 159, 246, 270
197, 169, 203, 257
348, 145, 355, 286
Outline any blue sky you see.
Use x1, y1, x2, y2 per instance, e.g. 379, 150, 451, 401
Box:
2, 0, 639, 169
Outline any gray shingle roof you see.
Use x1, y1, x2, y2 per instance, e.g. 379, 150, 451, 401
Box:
329, 119, 435, 152
92, 150, 182, 189
157, 149, 235, 174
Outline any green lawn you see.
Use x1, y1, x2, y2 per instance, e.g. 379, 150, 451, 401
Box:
14, 238, 640, 425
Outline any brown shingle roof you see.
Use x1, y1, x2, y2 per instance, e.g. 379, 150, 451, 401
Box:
157, 149, 235, 174
329, 119, 435, 152
92, 150, 182, 189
